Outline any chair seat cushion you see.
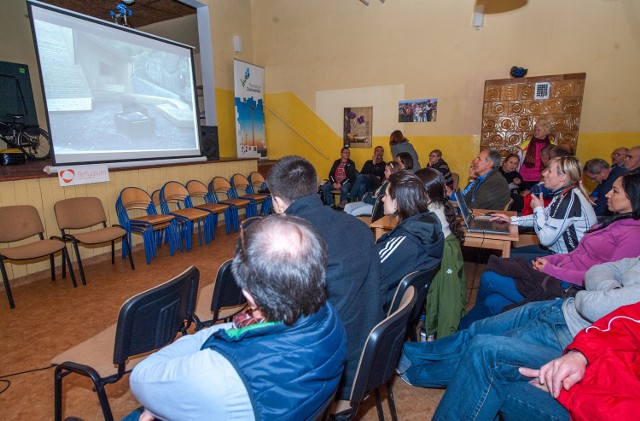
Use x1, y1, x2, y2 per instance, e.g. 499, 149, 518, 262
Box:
0, 239, 65, 260
51, 324, 145, 378
71, 226, 126, 245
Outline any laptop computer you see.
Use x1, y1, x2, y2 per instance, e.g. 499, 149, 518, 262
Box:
454, 189, 511, 235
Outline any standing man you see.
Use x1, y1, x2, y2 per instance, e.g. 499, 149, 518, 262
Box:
321, 147, 357, 207
267, 156, 383, 401
461, 148, 510, 210
583, 158, 627, 217
346, 145, 386, 205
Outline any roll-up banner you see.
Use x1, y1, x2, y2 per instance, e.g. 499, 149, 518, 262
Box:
234, 60, 267, 159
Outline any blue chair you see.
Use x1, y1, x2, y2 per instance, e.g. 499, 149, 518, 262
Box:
232, 173, 272, 215
209, 177, 257, 231
116, 187, 178, 264
186, 180, 234, 237
158, 181, 212, 251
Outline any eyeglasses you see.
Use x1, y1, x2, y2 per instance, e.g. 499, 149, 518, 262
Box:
239, 216, 264, 253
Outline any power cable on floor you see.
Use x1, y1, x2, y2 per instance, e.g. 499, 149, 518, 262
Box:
0, 365, 54, 395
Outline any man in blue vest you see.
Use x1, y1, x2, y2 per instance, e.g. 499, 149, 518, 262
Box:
128, 215, 347, 421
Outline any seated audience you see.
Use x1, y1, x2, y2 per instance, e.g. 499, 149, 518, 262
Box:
128, 215, 347, 420
427, 149, 453, 188
623, 145, 640, 171
344, 161, 400, 217
395, 151, 414, 171
583, 157, 627, 217
266, 156, 382, 400
459, 170, 640, 328
346, 145, 386, 204
460, 148, 510, 210
491, 156, 597, 262
320, 147, 357, 206
398, 256, 640, 420
389, 129, 421, 171
518, 120, 554, 191
521, 299, 640, 420
611, 146, 628, 168
375, 171, 444, 311
415, 168, 466, 340
499, 153, 523, 192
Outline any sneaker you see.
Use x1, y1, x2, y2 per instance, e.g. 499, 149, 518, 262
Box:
337, 200, 348, 209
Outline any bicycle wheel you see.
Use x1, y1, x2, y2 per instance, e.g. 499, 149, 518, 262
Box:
18, 127, 52, 160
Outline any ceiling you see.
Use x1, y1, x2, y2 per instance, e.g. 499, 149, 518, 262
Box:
37, 0, 196, 28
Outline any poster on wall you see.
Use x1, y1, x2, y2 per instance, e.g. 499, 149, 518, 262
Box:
398, 98, 438, 122
234, 60, 267, 158
343, 106, 372, 148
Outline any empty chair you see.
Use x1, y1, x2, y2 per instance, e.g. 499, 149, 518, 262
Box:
209, 176, 257, 231
387, 266, 440, 342
52, 266, 200, 421
193, 259, 247, 330
335, 286, 417, 420
54, 197, 134, 286
186, 179, 233, 237
0, 205, 77, 309
231, 173, 272, 215
116, 187, 178, 264
248, 171, 268, 194
159, 181, 212, 251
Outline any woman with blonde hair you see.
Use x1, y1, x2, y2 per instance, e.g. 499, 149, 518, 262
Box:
492, 156, 597, 261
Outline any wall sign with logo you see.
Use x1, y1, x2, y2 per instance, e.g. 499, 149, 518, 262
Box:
58, 164, 109, 186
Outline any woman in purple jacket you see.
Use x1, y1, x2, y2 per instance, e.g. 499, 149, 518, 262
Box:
460, 171, 640, 328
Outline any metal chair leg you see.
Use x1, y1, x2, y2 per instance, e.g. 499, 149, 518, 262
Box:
0, 260, 15, 309
73, 242, 87, 286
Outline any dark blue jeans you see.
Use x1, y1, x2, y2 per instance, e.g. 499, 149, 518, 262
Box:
321, 181, 351, 205
402, 300, 572, 420
510, 244, 554, 263
348, 174, 378, 201
459, 271, 524, 329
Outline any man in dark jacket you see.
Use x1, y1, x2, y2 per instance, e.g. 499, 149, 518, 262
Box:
267, 155, 383, 401
461, 148, 510, 210
321, 147, 358, 206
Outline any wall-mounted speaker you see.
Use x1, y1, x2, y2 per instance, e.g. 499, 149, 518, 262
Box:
201, 125, 219, 160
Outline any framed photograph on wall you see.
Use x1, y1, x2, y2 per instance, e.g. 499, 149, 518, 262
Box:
398, 98, 437, 122
343, 106, 372, 148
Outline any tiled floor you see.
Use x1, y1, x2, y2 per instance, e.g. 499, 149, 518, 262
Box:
0, 223, 488, 420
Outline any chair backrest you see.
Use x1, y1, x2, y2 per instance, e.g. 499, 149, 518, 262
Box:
230, 173, 251, 196
349, 286, 417, 408
451, 172, 460, 191
186, 180, 213, 203
119, 187, 153, 212
210, 259, 246, 320
503, 197, 514, 211
249, 171, 267, 193
113, 266, 200, 368
371, 193, 385, 223
55, 197, 107, 230
387, 265, 440, 319
210, 177, 232, 200
0, 205, 45, 243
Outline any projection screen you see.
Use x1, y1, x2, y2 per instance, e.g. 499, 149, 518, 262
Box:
28, 1, 203, 165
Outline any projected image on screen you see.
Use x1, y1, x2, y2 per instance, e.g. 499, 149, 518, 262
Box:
29, 2, 202, 165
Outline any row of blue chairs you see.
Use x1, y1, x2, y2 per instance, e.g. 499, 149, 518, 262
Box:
116, 173, 272, 264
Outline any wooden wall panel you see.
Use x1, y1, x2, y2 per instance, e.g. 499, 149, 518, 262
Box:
0, 160, 257, 283
481, 73, 586, 158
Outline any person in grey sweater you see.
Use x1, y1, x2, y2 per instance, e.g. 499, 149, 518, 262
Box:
389, 130, 421, 171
